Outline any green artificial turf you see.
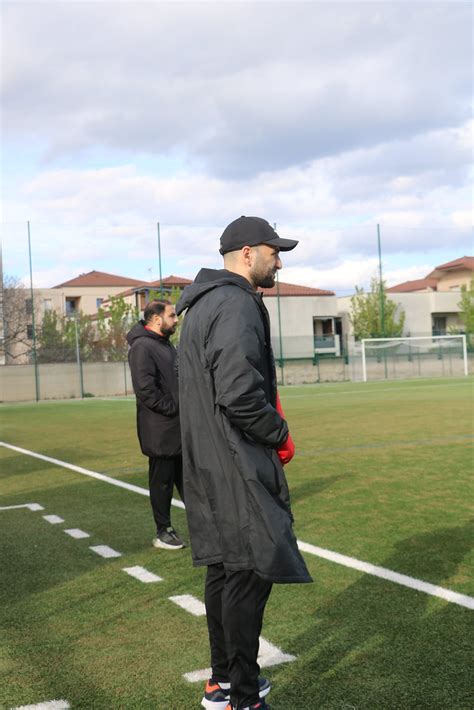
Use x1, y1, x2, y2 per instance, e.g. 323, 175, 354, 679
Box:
1, 377, 473, 709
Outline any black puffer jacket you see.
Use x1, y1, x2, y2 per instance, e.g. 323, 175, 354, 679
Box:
176, 269, 312, 584
127, 321, 181, 458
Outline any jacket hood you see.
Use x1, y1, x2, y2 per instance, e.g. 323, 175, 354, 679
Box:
126, 320, 170, 346
176, 269, 255, 315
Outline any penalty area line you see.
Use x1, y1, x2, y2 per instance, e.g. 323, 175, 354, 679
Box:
2, 441, 473, 610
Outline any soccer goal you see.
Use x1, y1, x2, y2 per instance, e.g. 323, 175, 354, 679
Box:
359, 335, 468, 382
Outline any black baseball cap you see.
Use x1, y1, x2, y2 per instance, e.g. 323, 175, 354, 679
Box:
219, 216, 299, 255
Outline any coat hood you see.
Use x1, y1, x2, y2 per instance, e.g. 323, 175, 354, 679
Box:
176, 269, 255, 315
126, 320, 170, 346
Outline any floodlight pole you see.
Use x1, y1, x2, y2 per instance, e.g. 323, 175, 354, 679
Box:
73, 313, 84, 398
377, 224, 385, 337
274, 223, 285, 386
377, 223, 388, 379
27, 221, 40, 401
157, 221, 164, 297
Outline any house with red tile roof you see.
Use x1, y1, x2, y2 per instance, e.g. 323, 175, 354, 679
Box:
339, 256, 473, 339
99, 275, 342, 359
50, 270, 147, 317
387, 256, 474, 294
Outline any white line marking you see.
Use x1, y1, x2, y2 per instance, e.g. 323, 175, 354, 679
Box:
89, 545, 122, 559
297, 540, 474, 610
184, 636, 296, 682
3, 441, 473, 609
0, 442, 184, 509
123, 566, 163, 583
64, 528, 90, 539
0, 503, 44, 511
43, 515, 64, 524
10, 701, 70, 710
169, 594, 206, 616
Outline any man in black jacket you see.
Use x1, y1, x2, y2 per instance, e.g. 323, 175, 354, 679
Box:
177, 217, 312, 710
127, 300, 185, 550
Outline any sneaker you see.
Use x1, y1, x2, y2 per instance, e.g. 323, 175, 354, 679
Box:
231, 704, 271, 710
152, 527, 185, 550
202, 678, 271, 709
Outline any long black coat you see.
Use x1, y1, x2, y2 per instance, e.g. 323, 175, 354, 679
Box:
127, 322, 181, 458
176, 269, 312, 584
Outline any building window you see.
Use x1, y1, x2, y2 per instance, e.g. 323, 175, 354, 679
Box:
25, 298, 33, 315
96, 298, 103, 309
432, 316, 447, 336
65, 298, 78, 315
43, 299, 52, 312
26, 324, 34, 339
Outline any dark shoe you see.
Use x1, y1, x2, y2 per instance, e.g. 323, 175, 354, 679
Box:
224, 702, 271, 710
152, 527, 185, 550
202, 678, 271, 709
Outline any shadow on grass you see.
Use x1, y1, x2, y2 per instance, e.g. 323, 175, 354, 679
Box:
289, 473, 351, 503
273, 520, 474, 709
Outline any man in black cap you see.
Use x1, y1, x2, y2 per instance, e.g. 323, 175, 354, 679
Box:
177, 217, 312, 710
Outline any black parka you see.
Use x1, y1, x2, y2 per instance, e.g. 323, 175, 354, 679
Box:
127, 322, 181, 458
176, 269, 312, 584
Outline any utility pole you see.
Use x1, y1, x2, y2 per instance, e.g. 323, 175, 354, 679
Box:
377, 223, 385, 337
157, 222, 164, 298
377, 223, 388, 379
27, 221, 40, 401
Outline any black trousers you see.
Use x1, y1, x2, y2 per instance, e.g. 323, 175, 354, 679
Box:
205, 563, 273, 709
148, 456, 184, 533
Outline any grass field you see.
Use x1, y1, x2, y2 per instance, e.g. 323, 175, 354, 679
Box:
1, 377, 473, 709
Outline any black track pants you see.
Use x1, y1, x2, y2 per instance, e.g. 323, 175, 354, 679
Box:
148, 456, 184, 533
205, 563, 273, 708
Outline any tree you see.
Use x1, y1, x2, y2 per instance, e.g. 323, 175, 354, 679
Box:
37, 310, 98, 363
350, 277, 405, 340
37, 309, 66, 362
96, 296, 139, 361
457, 277, 474, 349
1, 275, 39, 363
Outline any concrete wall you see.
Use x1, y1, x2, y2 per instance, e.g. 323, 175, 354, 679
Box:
0, 361, 133, 402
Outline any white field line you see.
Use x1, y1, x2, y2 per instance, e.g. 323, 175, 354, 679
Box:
169, 594, 206, 617
184, 636, 296, 682
0, 503, 44, 511
297, 540, 474, 610
43, 515, 64, 524
64, 528, 90, 539
281, 380, 470, 398
89, 545, 122, 559
122, 566, 163, 583
10, 702, 70, 710
2, 441, 473, 610
0, 441, 185, 510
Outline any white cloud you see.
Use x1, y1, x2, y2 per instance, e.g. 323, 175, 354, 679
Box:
1, 1, 472, 288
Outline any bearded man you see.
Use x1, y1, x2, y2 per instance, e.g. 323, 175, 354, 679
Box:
176, 217, 312, 710
127, 299, 185, 549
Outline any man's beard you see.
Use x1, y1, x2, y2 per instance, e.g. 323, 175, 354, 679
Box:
161, 323, 177, 337
254, 269, 277, 289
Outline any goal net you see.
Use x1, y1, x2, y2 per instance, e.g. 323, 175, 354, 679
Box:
350, 335, 468, 382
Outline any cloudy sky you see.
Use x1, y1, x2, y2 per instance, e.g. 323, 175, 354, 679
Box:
1, 0, 472, 293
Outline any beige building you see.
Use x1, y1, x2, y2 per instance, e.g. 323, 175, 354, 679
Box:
104, 276, 341, 359
338, 256, 473, 338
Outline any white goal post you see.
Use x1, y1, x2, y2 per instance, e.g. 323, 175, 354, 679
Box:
361, 335, 468, 382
